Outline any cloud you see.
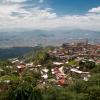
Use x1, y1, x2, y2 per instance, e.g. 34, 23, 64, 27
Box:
39, 0, 47, 3
0, 1, 100, 32
39, 0, 44, 3
88, 6, 100, 13
1, 0, 27, 3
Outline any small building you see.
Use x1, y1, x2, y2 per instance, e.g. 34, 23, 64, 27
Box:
53, 62, 63, 66
17, 64, 26, 73
70, 68, 90, 81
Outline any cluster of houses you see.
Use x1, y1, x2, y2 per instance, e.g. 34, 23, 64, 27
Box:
9, 58, 42, 74
0, 41, 100, 86
48, 41, 100, 63
47, 41, 100, 85
6, 57, 91, 86
52, 62, 65, 86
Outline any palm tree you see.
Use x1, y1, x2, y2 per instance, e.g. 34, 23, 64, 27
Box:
8, 82, 42, 100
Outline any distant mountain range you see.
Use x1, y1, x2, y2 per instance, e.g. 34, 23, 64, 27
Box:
0, 29, 100, 48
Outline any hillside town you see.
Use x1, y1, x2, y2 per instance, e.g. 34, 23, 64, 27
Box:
0, 41, 100, 100
0, 41, 100, 87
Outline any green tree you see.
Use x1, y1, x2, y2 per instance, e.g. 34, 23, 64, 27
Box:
87, 74, 100, 86
87, 85, 100, 100
68, 79, 87, 93
0, 60, 12, 67
8, 82, 42, 100
79, 60, 95, 71
33, 50, 49, 65
43, 87, 57, 100
91, 64, 100, 73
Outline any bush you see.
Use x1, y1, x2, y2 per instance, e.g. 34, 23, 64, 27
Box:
91, 64, 100, 73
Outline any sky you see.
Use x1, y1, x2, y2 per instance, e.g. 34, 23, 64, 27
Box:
0, 0, 100, 31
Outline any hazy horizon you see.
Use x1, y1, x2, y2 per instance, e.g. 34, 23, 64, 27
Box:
0, 0, 100, 47
0, 29, 100, 48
